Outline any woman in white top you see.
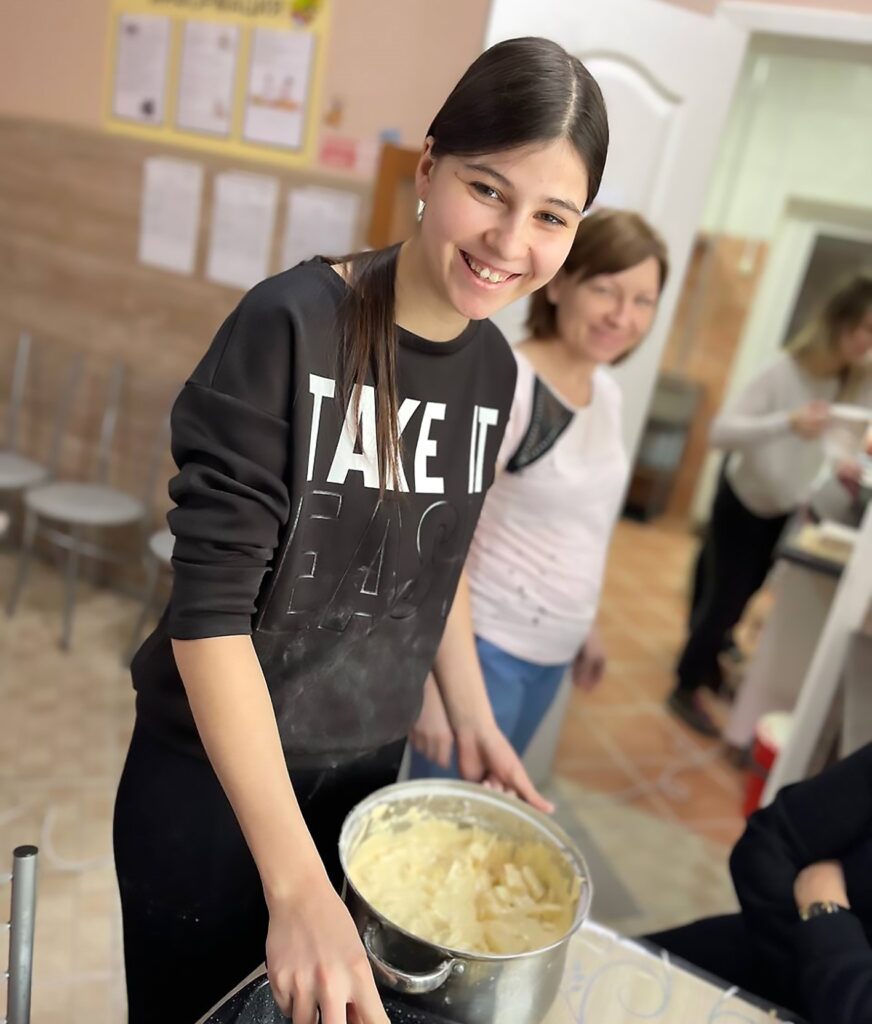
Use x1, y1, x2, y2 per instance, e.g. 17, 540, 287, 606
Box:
409, 210, 669, 774
669, 274, 872, 737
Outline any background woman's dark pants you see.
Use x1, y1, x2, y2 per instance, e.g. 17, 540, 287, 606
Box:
113, 721, 404, 1024
676, 474, 790, 695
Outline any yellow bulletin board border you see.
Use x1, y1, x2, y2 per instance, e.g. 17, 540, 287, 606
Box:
103, 0, 330, 168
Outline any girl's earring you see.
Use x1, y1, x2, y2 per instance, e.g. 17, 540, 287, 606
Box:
416, 200, 426, 223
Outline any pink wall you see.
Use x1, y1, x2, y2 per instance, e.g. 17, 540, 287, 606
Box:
0, 0, 868, 147
0, 0, 491, 146
0, 0, 110, 128
322, 0, 491, 145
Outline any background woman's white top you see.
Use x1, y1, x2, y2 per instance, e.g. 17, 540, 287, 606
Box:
711, 352, 872, 517
467, 349, 628, 666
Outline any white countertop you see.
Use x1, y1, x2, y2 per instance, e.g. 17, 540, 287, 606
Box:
202, 919, 799, 1024
545, 920, 798, 1023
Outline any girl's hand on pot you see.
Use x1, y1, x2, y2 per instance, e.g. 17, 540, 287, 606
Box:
455, 721, 554, 814
265, 873, 388, 1024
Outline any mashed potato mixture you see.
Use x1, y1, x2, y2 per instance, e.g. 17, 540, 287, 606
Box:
347, 812, 580, 956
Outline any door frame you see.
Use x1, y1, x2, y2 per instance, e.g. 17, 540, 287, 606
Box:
721, 2, 872, 45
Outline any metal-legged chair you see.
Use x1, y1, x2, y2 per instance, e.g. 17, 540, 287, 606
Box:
0, 332, 82, 506
6, 363, 171, 649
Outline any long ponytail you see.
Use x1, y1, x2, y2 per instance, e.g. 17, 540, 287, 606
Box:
333, 245, 403, 495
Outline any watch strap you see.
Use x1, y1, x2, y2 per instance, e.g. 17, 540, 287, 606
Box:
799, 900, 848, 922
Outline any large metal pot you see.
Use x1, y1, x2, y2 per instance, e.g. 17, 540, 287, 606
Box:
339, 780, 592, 1024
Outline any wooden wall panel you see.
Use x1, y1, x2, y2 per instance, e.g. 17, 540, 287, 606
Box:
660, 235, 768, 520
0, 115, 371, 525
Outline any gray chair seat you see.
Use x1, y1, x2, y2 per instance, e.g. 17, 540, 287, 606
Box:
6, 358, 174, 652
0, 451, 49, 491
149, 527, 174, 564
124, 528, 175, 665
24, 482, 145, 527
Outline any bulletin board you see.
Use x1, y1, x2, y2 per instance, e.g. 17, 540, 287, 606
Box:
103, 0, 330, 168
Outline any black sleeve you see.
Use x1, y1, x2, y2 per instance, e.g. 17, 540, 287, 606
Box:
166, 279, 293, 640
796, 912, 872, 1024
729, 743, 872, 1018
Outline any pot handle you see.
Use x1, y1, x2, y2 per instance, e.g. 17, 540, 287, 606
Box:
363, 922, 461, 995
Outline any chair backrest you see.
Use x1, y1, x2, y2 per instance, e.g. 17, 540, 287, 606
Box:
3, 331, 83, 474
4, 332, 31, 451
140, 411, 173, 516
94, 362, 125, 485
38, 352, 177, 517
45, 354, 83, 476
85, 363, 177, 516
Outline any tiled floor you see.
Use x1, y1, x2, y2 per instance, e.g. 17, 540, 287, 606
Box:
555, 516, 748, 851
0, 515, 743, 1022
0, 551, 133, 1023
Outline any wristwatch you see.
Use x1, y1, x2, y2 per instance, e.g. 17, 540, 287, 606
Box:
799, 900, 848, 922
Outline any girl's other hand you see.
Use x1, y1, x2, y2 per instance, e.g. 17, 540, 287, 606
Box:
572, 625, 606, 692
455, 721, 555, 814
410, 673, 455, 768
265, 874, 388, 1024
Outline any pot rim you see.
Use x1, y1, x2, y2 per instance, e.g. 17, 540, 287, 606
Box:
339, 778, 593, 962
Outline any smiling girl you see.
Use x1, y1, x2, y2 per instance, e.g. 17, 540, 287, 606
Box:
114, 36, 608, 1024
410, 210, 668, 774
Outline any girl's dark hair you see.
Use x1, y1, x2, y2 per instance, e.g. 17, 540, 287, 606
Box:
335, 37, 610, 492
527, 209, 669, 343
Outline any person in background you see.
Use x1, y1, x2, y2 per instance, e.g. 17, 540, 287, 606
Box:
114, 37, 608, 1024
808, 412, 872, 526
668, 273, 872, 737
645, 741, 872, 1024
409, 209, 668, 776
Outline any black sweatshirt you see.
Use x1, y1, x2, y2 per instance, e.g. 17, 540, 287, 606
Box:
730, 742, 872, 1024
131, 259, 516, 767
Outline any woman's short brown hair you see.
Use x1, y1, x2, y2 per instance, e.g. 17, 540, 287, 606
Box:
526, 208, 669, 339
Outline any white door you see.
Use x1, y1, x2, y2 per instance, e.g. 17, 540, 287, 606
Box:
485, 0, 748, 458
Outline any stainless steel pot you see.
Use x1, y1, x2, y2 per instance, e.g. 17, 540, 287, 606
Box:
339, 780, 592, 1024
